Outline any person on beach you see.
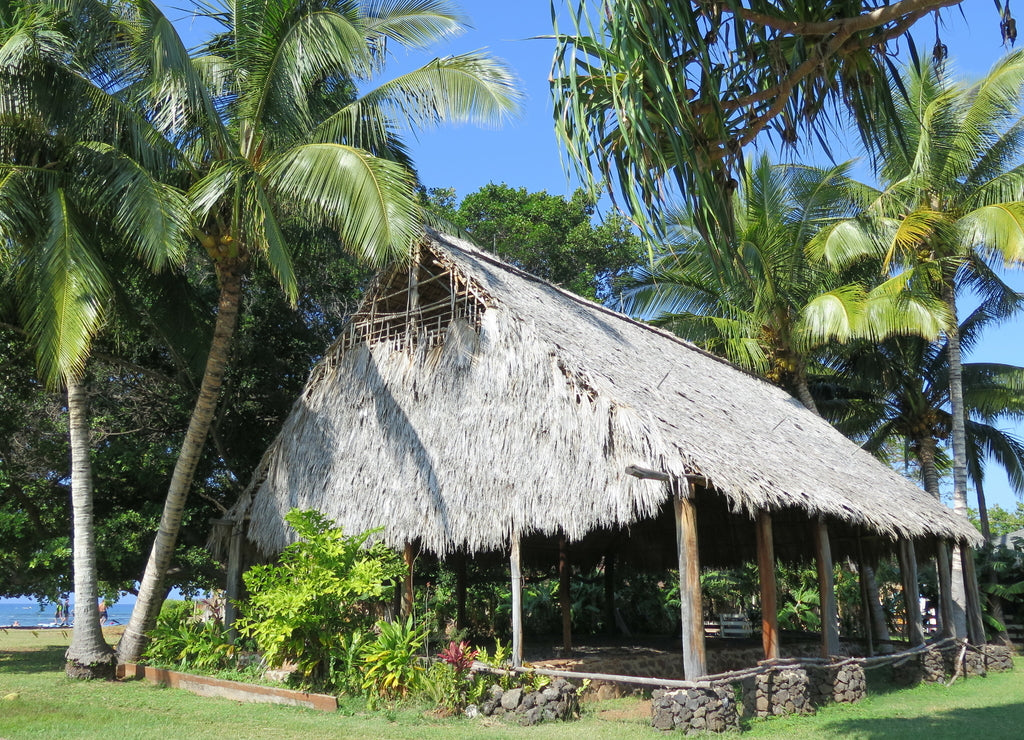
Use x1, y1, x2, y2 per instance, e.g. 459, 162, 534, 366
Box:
98, 600, 107, 626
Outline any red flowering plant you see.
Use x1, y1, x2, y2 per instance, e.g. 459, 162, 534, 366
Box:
438, 640, 479, 675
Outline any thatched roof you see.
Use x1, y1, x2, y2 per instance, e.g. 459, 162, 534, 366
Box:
232, 231, 981, 559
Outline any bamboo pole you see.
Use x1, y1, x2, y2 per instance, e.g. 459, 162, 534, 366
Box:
814, 519, 840, 657
674, 484, 706, 679
559, 535, 572, 653
897, 539, 926, 647
511, 534, 524, 667
756, 510, 779, 660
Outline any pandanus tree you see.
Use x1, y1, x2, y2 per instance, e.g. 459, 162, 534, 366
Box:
812, 52, 1024, 636
116, 0, 521, 662
0, 0, 188, 676
550, 0, 977, 238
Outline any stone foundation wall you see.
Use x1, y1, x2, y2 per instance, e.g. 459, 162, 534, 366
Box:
807, 663, 867, 707
475, 678, 580, 725
893, 643, 1016, 686
651, 686, 739, 733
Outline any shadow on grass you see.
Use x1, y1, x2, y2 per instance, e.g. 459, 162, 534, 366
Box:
0, 645, 67, 673
822, 703, 1024, 739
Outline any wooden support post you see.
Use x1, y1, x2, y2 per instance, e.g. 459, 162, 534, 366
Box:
936, 540, 955, 639
224, 521, 243, 641
559, 535, 572, 653
858, 559, 874, 657
961, 545, 986, 645
511, 535, 524, 667
402, 543, 415, 619
455, 553, 467, 633
674, 485, 707, 679
604, 551, 617, 636
756, 511, 779, 661
897, 539, 926, 647
814, 519, 840, 657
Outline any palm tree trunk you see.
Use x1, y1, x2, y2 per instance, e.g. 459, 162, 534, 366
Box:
117, 260, 244, 663
64, 376, 117, 679
942, 284, 981, 641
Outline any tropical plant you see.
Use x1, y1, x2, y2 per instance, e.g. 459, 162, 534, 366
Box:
142, 606, 236, 672
118, 0, 521, 663
550, 0, 973, 237
236, 509, 404, 687
813, 52, 1024, 636
360, 617, 428, 707
0, 0, 188, 677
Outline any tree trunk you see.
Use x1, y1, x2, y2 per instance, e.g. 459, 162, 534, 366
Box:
65, 376, 116, 679
942, 284, 973, 639
917, 436, 960, 637
117, 261, 244, 663
861, 563, 893, 653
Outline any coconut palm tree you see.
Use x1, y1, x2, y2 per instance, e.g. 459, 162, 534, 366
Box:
820, 295, 1024, 640
116, 0, 522, 662
0, 0, 188, 677
812, 52, 1024, 637
619, 155, 947, 411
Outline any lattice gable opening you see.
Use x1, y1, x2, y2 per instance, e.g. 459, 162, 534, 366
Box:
340, 245, 491, 352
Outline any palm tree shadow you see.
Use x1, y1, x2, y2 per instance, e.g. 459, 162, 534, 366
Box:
822, 704, 1024, 739
0, 643, 66, 673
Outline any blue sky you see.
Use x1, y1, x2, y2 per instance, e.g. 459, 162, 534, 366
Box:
160, 1, 1024, 513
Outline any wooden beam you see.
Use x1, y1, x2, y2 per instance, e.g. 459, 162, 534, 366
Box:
857, 560, 874, 657
756, 511, 779, 660
674, 485, 707, 679
936, 540, 955, 639
402, 543, 415, 619
559, 535, 572, 653
897, 539, 926, 647
814, 519, 840, 657
961, 545, 986, 645
511, 535, 524, 667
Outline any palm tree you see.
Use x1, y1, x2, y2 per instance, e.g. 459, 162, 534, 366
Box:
812, 52, 1024, 636
619, 155, 946, 410
116, 0, 521, 662
0, 0, 188, 677
820, 296, 1024, 640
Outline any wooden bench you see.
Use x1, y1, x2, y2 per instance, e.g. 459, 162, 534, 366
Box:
719, 613, 752, 639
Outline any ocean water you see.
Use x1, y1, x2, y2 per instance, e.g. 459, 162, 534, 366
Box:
0, 598, 135, 628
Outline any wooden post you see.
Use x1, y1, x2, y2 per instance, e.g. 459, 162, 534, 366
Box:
857, 560, 874, 657
510, 534, 524, 667
455, 553, 467, 633
814, 519, 840, 657
604, 551, 617, 636
559, 535, 572, 653
961, 545, 986, 645
897, 539, 926, 647
402, 543, 415, 619
224, 521, 243, 641
756, 510, 779, 661
936, 540, 955, 638
675, 484, 707, 679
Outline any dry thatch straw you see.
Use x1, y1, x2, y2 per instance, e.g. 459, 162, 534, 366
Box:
230, 231, 981, 558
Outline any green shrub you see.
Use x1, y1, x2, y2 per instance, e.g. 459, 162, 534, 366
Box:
143, 605, 235, 672
236, 509, 404, 688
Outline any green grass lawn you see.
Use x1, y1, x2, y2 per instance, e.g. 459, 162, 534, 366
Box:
2, 628, 1023, 739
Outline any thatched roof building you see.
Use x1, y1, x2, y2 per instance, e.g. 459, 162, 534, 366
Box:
231, 230, 979, 564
